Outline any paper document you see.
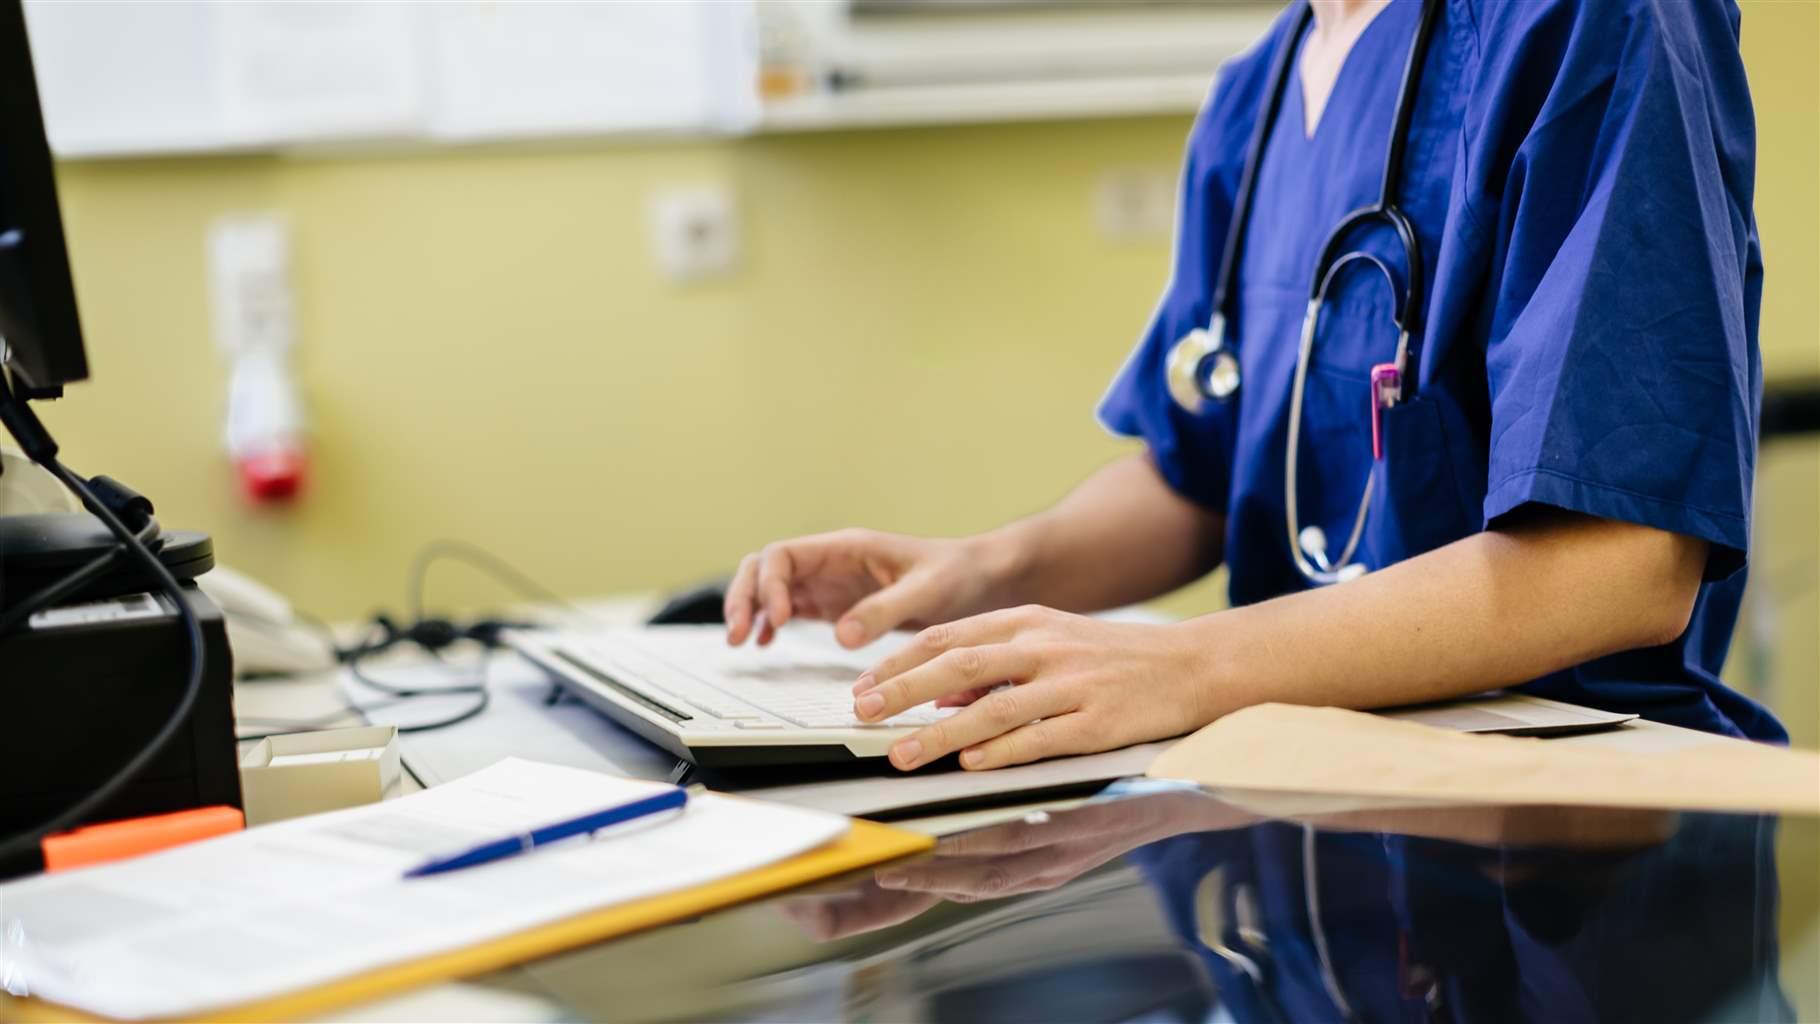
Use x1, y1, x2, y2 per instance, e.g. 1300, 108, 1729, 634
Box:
0, 759, 848, 1020
1147, 703, 1820, 816
1376, 692, 1635, 736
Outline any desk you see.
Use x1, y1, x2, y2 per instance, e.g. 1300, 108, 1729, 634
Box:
220, 605, 1818, 1022
300, 784, 1815, 1023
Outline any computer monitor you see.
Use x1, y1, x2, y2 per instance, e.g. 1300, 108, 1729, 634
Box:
0, 0, 85, 400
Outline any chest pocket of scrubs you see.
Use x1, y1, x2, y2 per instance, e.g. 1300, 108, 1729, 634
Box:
1372, 395, 1477, 562
1295, 286, 1410, 541
1298, 363, 1378, 534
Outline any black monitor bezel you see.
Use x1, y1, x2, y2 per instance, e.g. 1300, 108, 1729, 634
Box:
0, 0, 86, 398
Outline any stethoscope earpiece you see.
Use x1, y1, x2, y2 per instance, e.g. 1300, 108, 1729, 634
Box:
1296, 527, 1367, 582
1297, 526, 1332, 573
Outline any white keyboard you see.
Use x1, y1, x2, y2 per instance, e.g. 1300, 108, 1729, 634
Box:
555, 629, 953, 731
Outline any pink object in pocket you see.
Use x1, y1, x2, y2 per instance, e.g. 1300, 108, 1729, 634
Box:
1370, 363, 1403, 460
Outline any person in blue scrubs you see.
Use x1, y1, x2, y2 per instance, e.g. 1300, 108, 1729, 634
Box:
725, 0, 1784, 768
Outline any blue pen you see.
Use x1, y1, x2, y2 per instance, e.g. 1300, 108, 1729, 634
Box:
404, 786, 690, 878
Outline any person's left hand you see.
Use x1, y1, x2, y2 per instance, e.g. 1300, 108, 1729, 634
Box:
850, 605, 1214, 771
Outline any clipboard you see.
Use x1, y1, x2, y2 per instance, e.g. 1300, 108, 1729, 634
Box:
1, 819, 930, 1024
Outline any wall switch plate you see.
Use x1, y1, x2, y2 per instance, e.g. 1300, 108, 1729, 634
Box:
648, 185, 739, 281
208, 214, 295, 355
1095, 168, 1177, 241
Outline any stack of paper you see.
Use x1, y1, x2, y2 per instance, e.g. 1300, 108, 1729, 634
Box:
0, 759, 850, 1020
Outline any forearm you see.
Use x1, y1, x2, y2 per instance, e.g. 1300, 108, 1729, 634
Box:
980, 453, 1223, 613
1187, 512, 1707, 719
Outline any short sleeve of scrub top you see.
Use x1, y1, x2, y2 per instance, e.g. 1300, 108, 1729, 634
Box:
1464, 0, 1761, 583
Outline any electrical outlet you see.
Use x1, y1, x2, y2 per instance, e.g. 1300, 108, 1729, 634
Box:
1096, 168, 1177, 241
649, 185, 739, 281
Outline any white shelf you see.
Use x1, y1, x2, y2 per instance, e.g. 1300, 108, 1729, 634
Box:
53, 74, 1213, 161
32, 1, 1269, 160
756, 72, 1212, 134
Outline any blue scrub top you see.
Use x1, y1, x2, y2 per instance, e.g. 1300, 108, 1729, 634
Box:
1098, 0, 1783, 740
1129, 814, 1790, 1022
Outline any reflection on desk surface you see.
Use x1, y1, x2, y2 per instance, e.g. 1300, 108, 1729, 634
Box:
443, 785, 1812, 1024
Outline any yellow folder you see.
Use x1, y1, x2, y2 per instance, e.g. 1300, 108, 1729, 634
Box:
2, 819, 930, 1024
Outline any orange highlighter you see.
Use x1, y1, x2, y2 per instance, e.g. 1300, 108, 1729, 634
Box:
41, 806, 245, 872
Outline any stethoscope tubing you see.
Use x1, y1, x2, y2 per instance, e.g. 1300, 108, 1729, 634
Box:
1191, 827, 1359, 1023
1168, 0, 1443, 587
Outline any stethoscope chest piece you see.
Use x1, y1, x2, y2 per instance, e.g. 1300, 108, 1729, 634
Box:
1166, 315, 1240, 414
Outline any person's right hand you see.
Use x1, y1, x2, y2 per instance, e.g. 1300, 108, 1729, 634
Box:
777, 790, 1256, 942
724, 529, 1008, 650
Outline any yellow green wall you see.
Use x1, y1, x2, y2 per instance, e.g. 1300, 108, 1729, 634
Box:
1736, 0, 1820, 749
44, 116, 1221, 623
1736, 6, 1820, 1017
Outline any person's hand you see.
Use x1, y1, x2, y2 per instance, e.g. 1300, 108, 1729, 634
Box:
725, 529, 1011, 649
851, 606, 1215, 771
778, 879, 944, 942
778, 792, 1253, 940
874, 793, 1214, 902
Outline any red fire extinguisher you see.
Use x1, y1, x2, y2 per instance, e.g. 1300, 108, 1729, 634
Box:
211, 216, 308, 505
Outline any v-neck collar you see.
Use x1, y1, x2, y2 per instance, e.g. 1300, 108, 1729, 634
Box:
1295, 0, 1399, 141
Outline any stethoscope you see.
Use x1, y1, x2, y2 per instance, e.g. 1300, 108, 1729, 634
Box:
1191, 826, 1449, 1024
1165, 0, 1443, 586
1191, 827, 1358, 1023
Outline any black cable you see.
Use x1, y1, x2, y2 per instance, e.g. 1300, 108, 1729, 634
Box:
337, 538, 571, 736
342, 625, 485, 698
235, 609, 500, 740
0, 519, 157, 635
0, 458, 206, 864
406, 539, 583, 623
394, 686, 490, 734
234, 671, 491, 742
346, 660, 480, 698
234, 692, 489, 742
230, 539, 568, 742
342, 636, 492, 733
233, 678, 491, 742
